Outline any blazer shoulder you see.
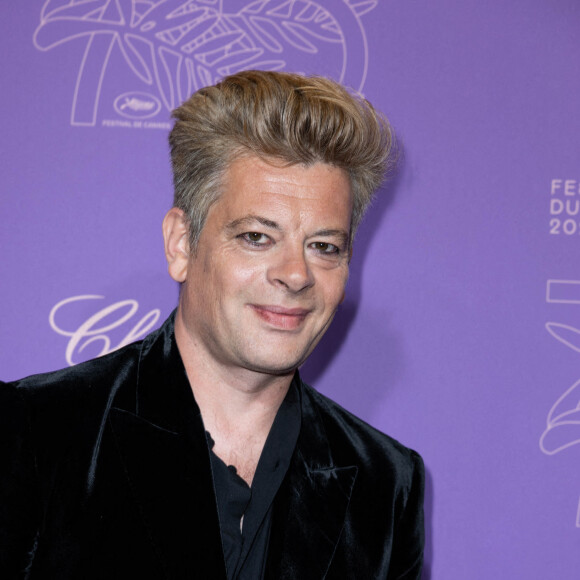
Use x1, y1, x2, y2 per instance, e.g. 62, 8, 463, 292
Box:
4, 312, 175, 404
301, 381, 423, 479
5, 339, 143, 400
1, 339, 146, 453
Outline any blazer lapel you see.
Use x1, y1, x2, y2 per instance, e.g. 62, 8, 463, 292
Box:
101, 317, 355, 579
266, 383, 358, 579
107, 316, 227, 580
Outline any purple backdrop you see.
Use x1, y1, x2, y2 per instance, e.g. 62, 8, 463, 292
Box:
2, 1, 580, 577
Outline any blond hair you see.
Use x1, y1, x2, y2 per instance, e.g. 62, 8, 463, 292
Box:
169, 70, 396, 248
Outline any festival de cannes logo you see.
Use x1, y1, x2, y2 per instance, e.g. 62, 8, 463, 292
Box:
540, 279, 580, 527
114, 91, 162, 119
33, 0, 376, 127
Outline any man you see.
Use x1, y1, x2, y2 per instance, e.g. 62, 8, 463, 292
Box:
1, 71, 424, 579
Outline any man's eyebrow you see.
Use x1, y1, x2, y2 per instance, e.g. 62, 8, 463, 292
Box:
225, 215, 281, 231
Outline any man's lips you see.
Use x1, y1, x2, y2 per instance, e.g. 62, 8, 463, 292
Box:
249, 305, 311, 330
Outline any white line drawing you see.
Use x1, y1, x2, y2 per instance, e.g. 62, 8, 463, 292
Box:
540, 378, 580, 456
542, 279, 580, 526
546, 279, 580, 305
545, 322, 580, 354
33, 0, 377, 126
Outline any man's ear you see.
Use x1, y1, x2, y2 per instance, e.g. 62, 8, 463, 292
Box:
162, 207, 190, 283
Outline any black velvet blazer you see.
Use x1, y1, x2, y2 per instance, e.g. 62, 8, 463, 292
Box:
1, 315, 424, 579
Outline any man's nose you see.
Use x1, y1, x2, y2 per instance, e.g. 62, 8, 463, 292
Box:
267, 245, 314, 294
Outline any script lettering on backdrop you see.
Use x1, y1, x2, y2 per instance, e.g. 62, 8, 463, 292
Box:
33, 0, 375, 128
540, 279, 580, 527
49, 295, 161, 367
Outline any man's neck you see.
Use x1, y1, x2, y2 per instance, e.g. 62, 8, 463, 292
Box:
174, 311, 294, 485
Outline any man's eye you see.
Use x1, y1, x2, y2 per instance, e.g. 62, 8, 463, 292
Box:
241, 232, 269, 245
311, 242, 339, 254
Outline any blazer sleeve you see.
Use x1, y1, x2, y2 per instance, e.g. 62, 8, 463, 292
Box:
0, 381, 41, 578
387, 451, 425, 580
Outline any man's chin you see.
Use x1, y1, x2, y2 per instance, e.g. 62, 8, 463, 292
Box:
240, 351, 310, 377
244, 360, 301, 377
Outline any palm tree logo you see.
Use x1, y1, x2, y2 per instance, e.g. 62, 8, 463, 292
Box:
33, 0, 377, 126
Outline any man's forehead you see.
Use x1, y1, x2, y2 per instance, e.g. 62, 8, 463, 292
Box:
222, 156, 351, 200
221, 186, 350, 212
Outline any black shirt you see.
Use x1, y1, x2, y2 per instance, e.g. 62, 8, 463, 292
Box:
207, 379, 301, 580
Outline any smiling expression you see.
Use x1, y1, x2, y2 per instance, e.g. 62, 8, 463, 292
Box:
169, 155, 353, 377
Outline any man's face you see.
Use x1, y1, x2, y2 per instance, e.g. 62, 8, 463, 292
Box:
166, 155, 352, 377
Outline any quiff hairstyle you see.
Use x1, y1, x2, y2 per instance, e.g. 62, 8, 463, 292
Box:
169, 70, 396, 250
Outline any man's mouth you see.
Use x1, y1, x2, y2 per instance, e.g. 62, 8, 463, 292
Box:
249, 305, 311, 330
